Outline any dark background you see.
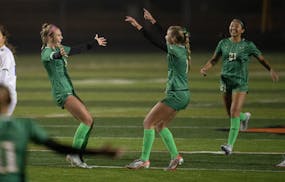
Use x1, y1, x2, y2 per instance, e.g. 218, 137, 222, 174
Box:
1, 0, 284, 53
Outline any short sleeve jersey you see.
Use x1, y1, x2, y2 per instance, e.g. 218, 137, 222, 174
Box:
0, 117, 49, 182
41, 46, 74, 96
0, 45, 16, 91
166, 44, 189, 91
215, 38, 262, 84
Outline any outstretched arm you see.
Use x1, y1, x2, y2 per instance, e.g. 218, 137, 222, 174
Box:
125, 15, 167, 52
255, 55, 279, 82
69, 34, 107, 56
44, 139, 122, 158
51, 35, 107, 59
200, 53, 221, 76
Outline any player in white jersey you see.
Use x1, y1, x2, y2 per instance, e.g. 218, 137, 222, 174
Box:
0, 25, 17, 116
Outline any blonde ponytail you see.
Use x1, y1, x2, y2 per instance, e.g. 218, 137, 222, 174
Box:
40, 23, 52, 50
184, 31, 191, 69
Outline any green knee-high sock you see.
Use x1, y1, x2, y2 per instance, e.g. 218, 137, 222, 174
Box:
227, 117, 240, 147
240, 112, 246, 121
81, 122, 94, 150
72, 123, 91, 149
159, 128, 179, 159
140, 129, 155, 161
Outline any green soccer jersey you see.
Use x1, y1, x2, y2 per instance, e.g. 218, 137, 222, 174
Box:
41, 46, 73, 100
166, 44, 189, 91
0, 117, 49, 182
215, 38, 262, 85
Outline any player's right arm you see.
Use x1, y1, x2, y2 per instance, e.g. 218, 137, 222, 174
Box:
125, 16, 167, 52
27, 119, 121, 158
200, 40, 223, 76
44, 139, 121, 158
200, 53, 221, 76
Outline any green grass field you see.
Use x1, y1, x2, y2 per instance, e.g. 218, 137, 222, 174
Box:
14, 52, 285, 181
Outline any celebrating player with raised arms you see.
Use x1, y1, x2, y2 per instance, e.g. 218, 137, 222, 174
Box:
40, 23, 107, 168
0, 84, 121, 182
125, 9, 191, 170
200, 19, 279, 155
0, 25, 17, 116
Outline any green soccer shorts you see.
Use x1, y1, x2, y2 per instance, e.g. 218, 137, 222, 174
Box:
162, 90, 190, 111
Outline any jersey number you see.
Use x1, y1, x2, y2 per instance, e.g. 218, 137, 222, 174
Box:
0, 141, 18, 174
229, 52, 237, 61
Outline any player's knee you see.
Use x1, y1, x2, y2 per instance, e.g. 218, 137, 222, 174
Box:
83, 114, 93, 126
143, 119, 153, 129
230, 108, 240, 117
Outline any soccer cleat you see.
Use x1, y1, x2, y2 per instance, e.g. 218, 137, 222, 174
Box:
66, 154, 92, 169
221, 144, 232, 155
276, 160, 285, 167
126, 159, 150, 169
240, 112, 251, 131
165, 155, 184, 171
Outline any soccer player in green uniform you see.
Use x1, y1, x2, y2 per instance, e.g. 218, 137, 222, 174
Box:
40, 23, 107, 168
125, 9, 191, 170
0, 84, 121, 182
200, 19, 279, 155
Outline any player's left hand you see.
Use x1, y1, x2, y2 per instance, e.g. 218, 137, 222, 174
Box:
270, 69, 279, 82
200, 67, 207, 76
58, 44, 68, 58
95, 34, 107, 46
143, 8, 156, 24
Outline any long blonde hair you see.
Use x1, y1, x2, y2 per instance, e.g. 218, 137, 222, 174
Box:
40, 23, 58, 50
168, 26, 191, 64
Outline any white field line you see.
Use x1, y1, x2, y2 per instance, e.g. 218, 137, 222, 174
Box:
73, 78, 166, 85
41, 114, 285, 119
41, 125, 220, 129
71, 165, 285, 173
28, 149, 284, 155
49, 136, 284, 142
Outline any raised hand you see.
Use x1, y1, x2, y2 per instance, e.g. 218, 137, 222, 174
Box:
143, 8, 156, 24
125, 16, 143, 30
95, 34, 107, 46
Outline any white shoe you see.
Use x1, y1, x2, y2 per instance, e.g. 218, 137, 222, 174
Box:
66, 154, 92, 169
126, 159, 150, 169
165, 155, 184, 171
276, 159, 285, 167
240, 112, 251, 131
221, 144, 232, 155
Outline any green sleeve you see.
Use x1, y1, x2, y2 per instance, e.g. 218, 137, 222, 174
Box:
167, 44, 179, 57
41, 46, 70, 62
248, 42, 262, 57
214, 40, 223, 56
28, 119, 49, 144
41, 48, 55, 62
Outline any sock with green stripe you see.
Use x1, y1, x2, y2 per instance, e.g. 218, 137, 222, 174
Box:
140, 129, 155, 162
159, 128, 179, 159
81, 122, 94, 150
72, 123, 92, 149
227, 117, 241, 147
